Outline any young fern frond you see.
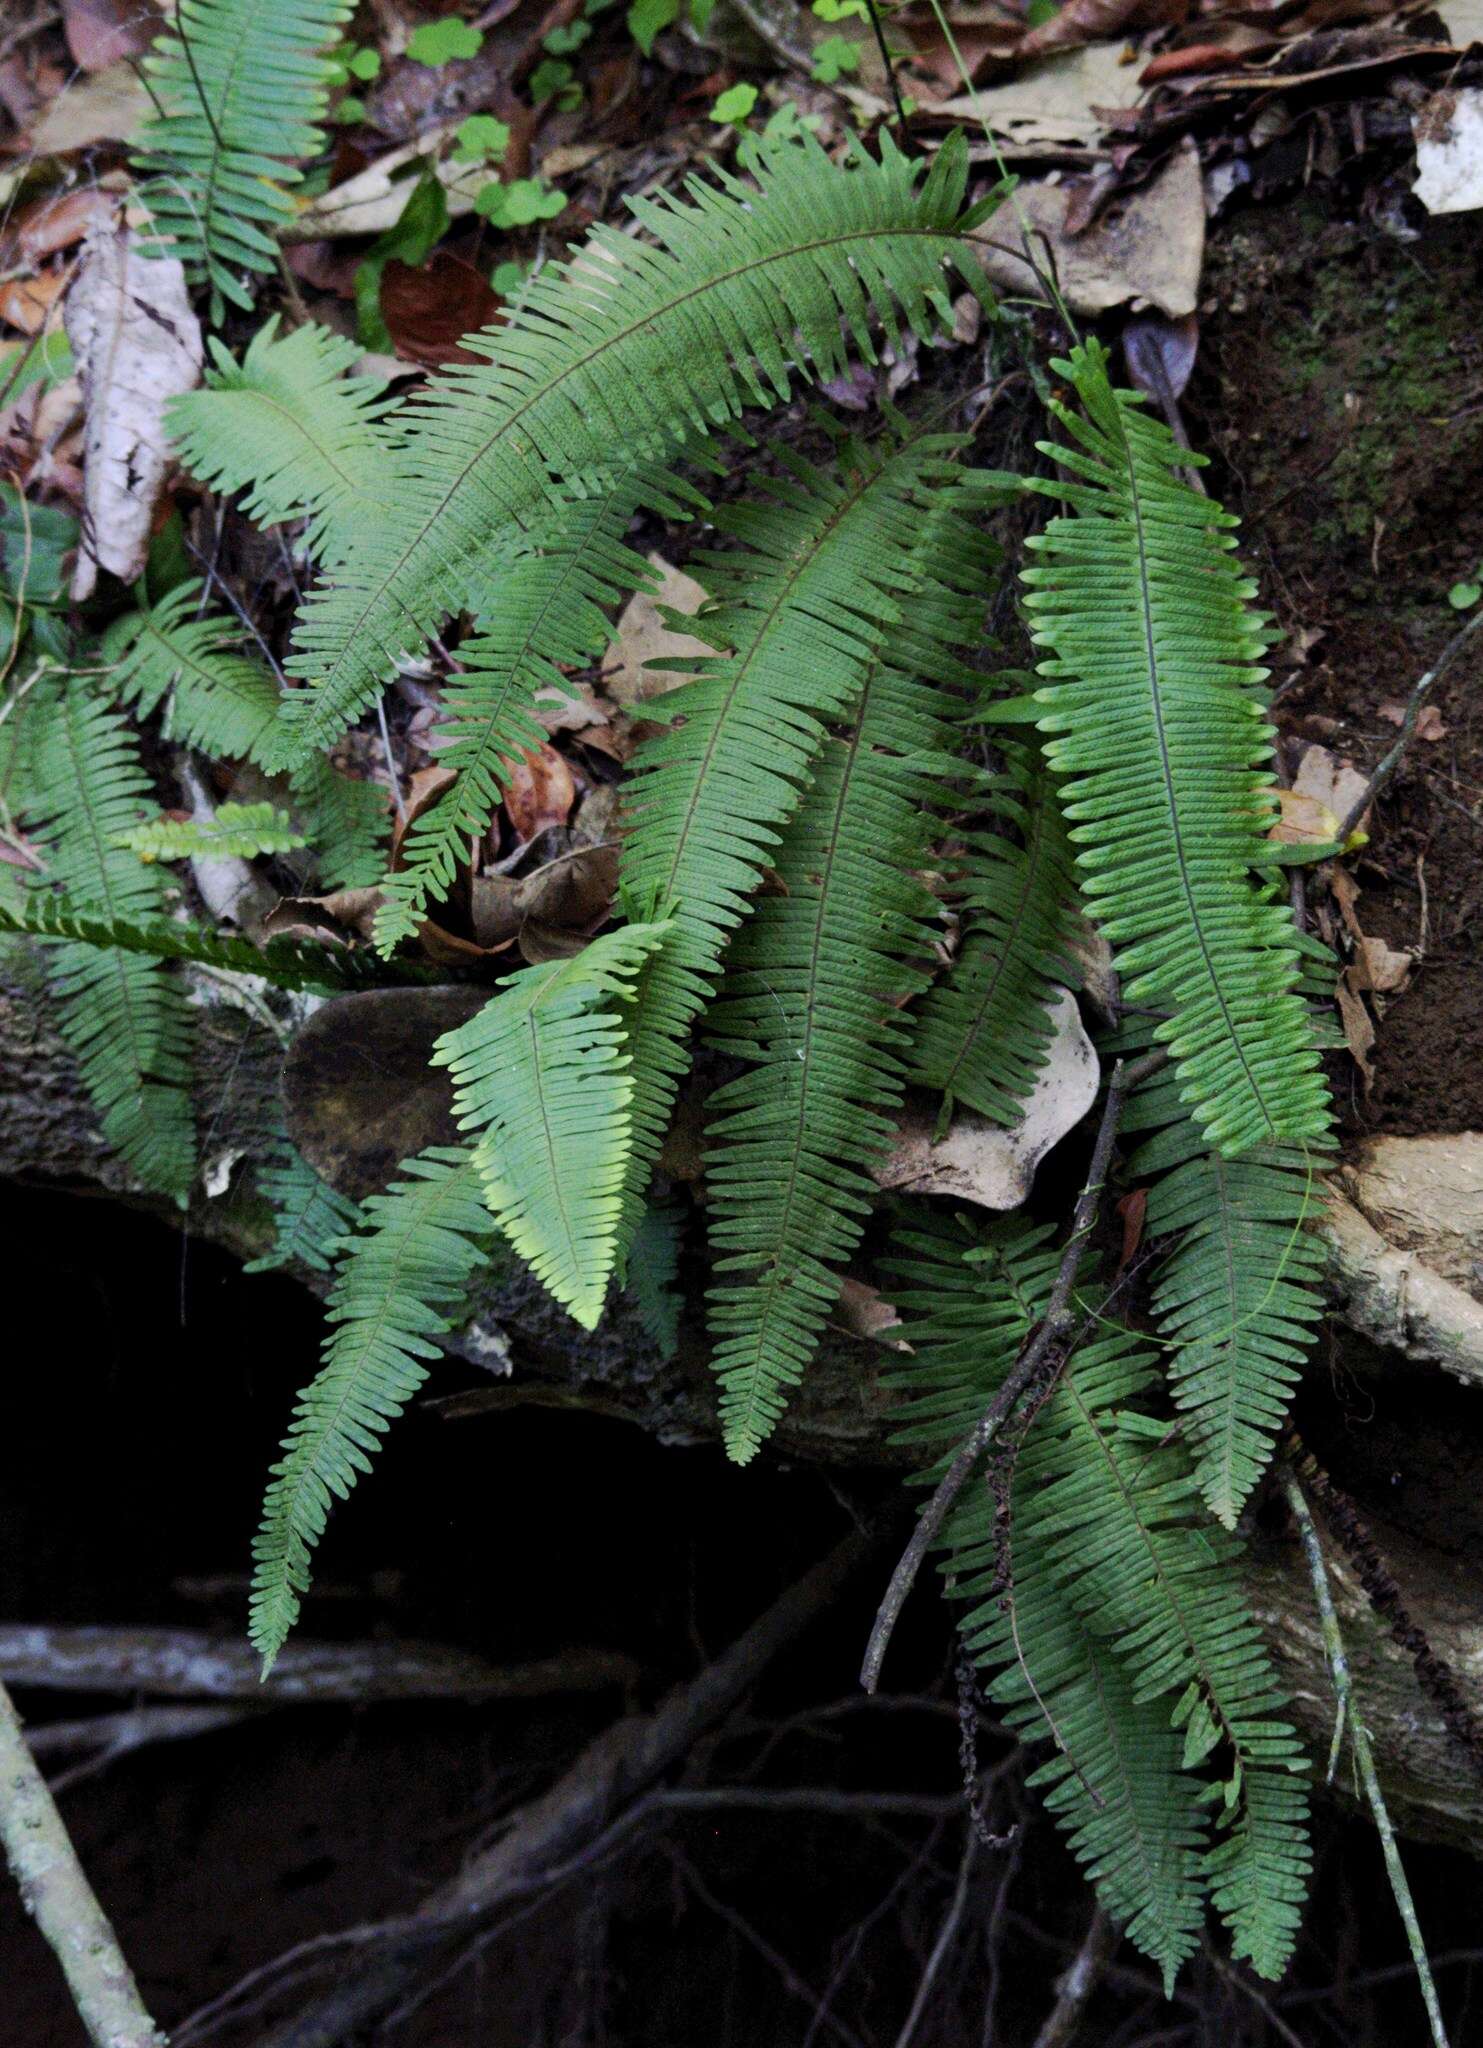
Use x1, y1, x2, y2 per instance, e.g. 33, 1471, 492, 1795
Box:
1020, 341, 1329, 1158
614, 428, 969, 1273
1124, 1055, 1327, 1528
121, 802, 305, 864
26, 684, 195, 1200
433, 922, 671, 1329
702, 477, 995, 1461
102, 581, 281, 768
907, 742, 1080, 1130
272, 132, 994, 768
132, 0, 353, 315
886, 1214, 1310, 1985
246, 1141, 362, 1275
249, 1147, 492, 1672
167, 320, 397, 565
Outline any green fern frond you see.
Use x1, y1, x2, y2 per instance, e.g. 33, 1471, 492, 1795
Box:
701, 476, 995, 1461
249, 1146, 492, 1671
1020, 342, 1329, 1158
433, 922, 671, 1330
246, 1142, 362, 1274
0, 889, 400, 993
886, 1213, 1310, 1984
102, 582, 280, 768
121, 801, 305, 864
614, 428, 970, 1277
625, 1196, 685, 1360
288, 755, 390, 891
272, 131, 993, 767
1123, 1056, 1328, 1529
907, 742, 1079, 1129
132, 0, 354, 315
26, 683, 195, 1200
167, 319, 397, 563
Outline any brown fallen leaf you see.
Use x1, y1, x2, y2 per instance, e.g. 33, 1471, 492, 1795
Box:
1018, 0, 1187, 60
262, 887, 386, 947
1351, 933, 1414, 995
28, 61, 152, 152
1122, 310, 1198, 404
1268, 786, 1340, 846
1378, 700, 1448, 740
380, 252, 502, 370
829, 1276, 908, 1349
12, 188, 118, 264
1292, 742, 1370, 837
505, 744, 577, 840
605, 554, 712, 708
1335, 970, 1376, 1088
64, 0, 162, 69
0, 270, 70, 336
65, 224, 202, 599
534, 679, 610, 733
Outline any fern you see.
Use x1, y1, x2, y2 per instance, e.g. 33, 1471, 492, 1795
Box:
249, 1147, 492, 1671
433, 923, 670, 1329
133, 0, 354, 315
701, 473, 994, 1460
121, 802, 305, 864
907, 742, 1080, 1130
246, 1142, 362, 1275
25, 683, 195, 1201
167, 320, 397, 565
103, 581, 281, 768
271, 132, 995, 769
886, 1214, 1310, 1985
1019, 342, 1329, 1159
614, 428, 970, 1279
1124, 1052, 1328, 1528
288, 755, 390, 891
626, 1197, 685, 1360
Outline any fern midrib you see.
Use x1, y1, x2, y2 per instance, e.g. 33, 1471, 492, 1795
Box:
239, 389, 393, 513
526, 1005, 588, 1290
935, 801, 1051, 1106
1079, 1620, 1190, 1957
1113, 407, 1277, 1143
1204, 1153, 1243, 1512
183, 2, 259, 257
303, 224, 965, 708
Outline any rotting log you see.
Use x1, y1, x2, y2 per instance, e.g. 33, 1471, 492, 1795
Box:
5, 959, 1483, 1850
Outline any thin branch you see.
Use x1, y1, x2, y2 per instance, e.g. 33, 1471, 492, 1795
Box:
0, 1679, 167, 2048
860, 1052, 1163, 1693
1280, 1466, 1450, 2048
1030, 1905, 1116, 2048
861, 0, 909, 138
893, 1826, 977, 2047
1336, 607, 1483, 846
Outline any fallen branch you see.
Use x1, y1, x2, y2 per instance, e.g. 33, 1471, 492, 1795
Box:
1336, 607, 1483, 848
1030, 1905, 1116, 2048
0, 1625, 636, 1703
26, 1704, 257, 1796
0, 1678, 168, 2048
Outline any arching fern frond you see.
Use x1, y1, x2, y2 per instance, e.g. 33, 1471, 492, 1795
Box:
167, 320, 397, 565
702, 477, 995, 1461
273, 131, 995, 767
433, 922, 670, 1329
132, 0, 353, 316
907, 741, 1079, 1130
886, 1213, 1311, 1984
26, 683, 195, 1200
121, 801, 305, 864
102, 581, 280, 768
246, 1141, 362, 1275
249, 1147, 492, 1672
1020, 341, 1329, 1158
614, 427, 969, 1272
1124, 1054, 1328, 1528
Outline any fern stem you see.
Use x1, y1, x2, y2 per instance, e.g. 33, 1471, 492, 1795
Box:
861, 1050, 1163, 1693
1280, 1466, 1450, 2048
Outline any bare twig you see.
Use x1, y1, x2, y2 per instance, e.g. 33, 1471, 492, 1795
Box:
0, 1679, 168, 2048
1336, 607, 1483, 847
860, 1052, 1163, 1694
27, 1704, 256, 1795
0, 1624, 636, 1703
893, 1826, 977, 2047
1281, 1466, 1449, 2048
1030, 1904, 1116, 2048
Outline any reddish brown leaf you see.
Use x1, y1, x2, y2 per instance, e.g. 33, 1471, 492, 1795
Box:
11, 189, 116, 264
1140, 40, 1251, 80
380, 253, 502, 370
63, 0, 162, 71
0, 270, 69, 337
1115, 1186, 1148, 1273
504, 745, 577, 840
1018, 0, 1188, 60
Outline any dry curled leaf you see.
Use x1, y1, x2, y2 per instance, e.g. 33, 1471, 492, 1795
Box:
65, 224, 202, 599
0, 269, 69, 336
504, 744, 577, 840
1268, 787, 1341, 846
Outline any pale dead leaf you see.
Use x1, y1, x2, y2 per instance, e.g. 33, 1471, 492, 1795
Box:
1269, 787, 1340, 846
0, 270, 69, 336
29, 62, 151, 152
1329, 863, 1366, 943
829, 1276, 908, 1350
289, 120, 488, 241
876, 990, 1098, 1210
606, 554, 712, 708
1413, 87, 1483, 216
1378, 699, 1448, 740
935, 42, 1132, 151
1351, 933, 1414, 994
1336, 969, 1376, 1087
1292, 742, 1370, 834
65, 225, 202, 599
972, 141, 1204, 318
534, 678, 610, 733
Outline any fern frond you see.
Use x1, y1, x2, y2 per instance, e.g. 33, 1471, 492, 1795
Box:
1124, 1058, 1327, 1529
167, 320, 397, 564
614, 428, 969, 1275
287, 755, 389, 891
26, 683, 195, 1200
102, 582, 280, 767
432, 922, 670, 1329
907, 742, 1080, 1129
246, 1142, 361, 1274
249, 1147, 491, 1671
886, 1213, 1311, 1983
1020, 342, 1329, 1158
701, 476, 994, 1461
122, 801, 305, 864
133, 0, 353, 315
273, 132, 993, 767
626, 1196, 684, 1359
